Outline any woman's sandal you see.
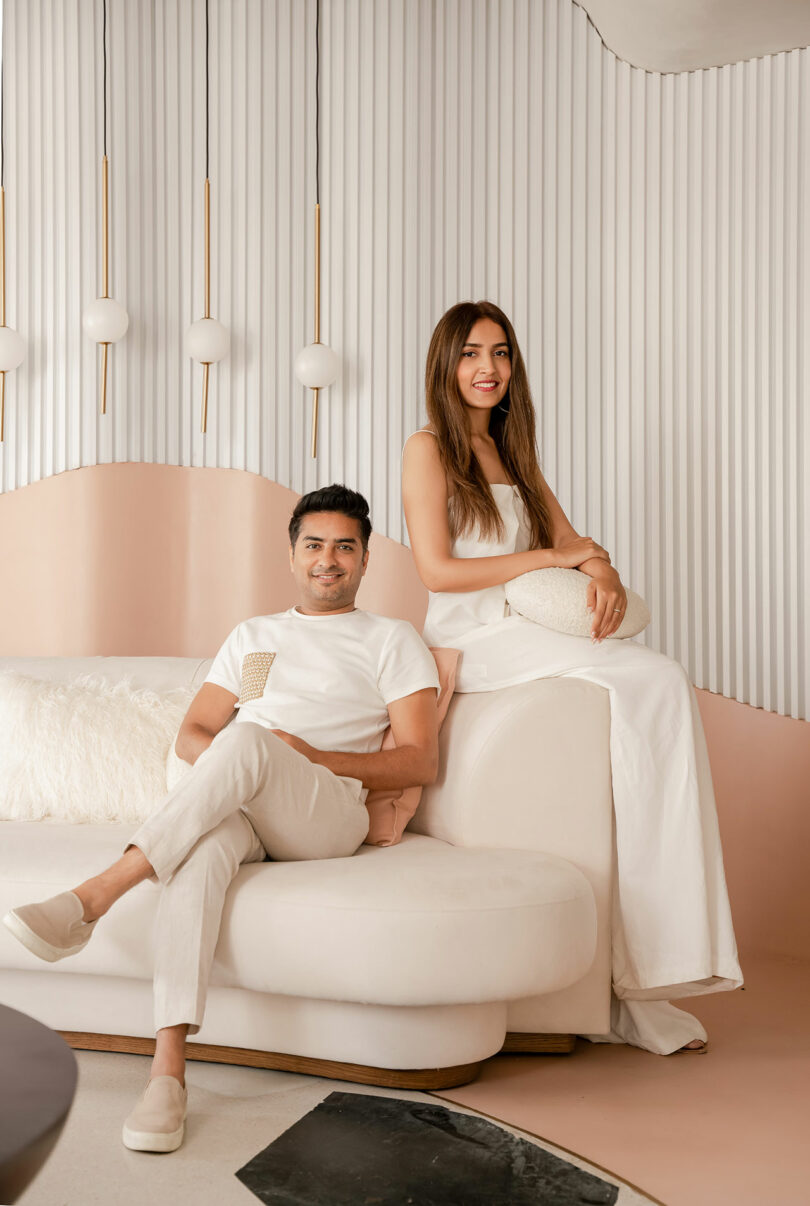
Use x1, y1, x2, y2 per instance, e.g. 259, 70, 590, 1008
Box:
676, 1039, 708, 1053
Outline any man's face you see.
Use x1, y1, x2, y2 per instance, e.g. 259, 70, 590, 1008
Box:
289, 511, 369, 614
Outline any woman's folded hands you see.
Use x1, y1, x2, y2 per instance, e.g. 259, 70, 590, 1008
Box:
585, 566, 628, 641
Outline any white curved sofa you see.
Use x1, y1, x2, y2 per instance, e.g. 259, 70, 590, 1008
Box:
0, 654, 613, 1089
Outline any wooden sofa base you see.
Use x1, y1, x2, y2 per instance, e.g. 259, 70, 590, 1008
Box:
58, 1031, 484, 1090
58, 1030, 576, 1089
501, 1032, 576, 1054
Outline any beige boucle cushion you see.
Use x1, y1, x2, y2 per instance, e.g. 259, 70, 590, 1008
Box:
506, 567, 650, 638
0, 672, 194, 823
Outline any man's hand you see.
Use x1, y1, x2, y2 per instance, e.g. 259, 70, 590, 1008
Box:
270, 730, 322, 763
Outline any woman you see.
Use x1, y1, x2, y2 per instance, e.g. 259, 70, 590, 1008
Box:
402, 300, 742, 1055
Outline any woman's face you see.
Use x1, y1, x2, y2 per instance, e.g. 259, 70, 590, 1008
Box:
455, 317, 512, 415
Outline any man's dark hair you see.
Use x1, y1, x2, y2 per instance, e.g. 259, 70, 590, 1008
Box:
288, 484, 372, 550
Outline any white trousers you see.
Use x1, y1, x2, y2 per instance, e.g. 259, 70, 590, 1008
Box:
446, 616, 744, 1053
129, 722, 369, 1034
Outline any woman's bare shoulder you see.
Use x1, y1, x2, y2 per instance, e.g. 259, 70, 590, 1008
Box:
402, 427, 449, 496
403, 427, 442, 463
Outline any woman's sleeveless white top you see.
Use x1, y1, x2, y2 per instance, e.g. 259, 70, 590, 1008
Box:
421, 484, 532, 647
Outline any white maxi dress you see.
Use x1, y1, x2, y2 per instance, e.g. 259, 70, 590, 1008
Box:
422, 482, 743, 1054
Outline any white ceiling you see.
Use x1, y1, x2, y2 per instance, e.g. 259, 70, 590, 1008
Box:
577, 0, 810, 72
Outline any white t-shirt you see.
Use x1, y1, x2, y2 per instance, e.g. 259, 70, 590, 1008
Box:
205, 607, 439, 763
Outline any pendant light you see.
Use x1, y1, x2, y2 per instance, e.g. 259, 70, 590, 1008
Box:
186, 0, 228, 434
82, 0, 128, 416
0, 6, 25, 443
295, 0, 339, 458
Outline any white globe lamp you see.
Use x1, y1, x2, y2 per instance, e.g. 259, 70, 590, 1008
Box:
187, 312, 230, 435
187, 316, 230, 365
82, 296, 129, 344
0, 325, 25, 372
294, 341, 339, 390
82, 292, 129, 417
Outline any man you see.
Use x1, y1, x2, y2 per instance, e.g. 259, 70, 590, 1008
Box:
3, 484, 440, 1153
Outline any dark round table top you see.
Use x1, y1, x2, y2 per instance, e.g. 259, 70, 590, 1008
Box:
0, 1003, 78, 1204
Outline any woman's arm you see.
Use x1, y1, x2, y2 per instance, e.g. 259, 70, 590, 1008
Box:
538, 470, 627, 640
402, 432, 609, 594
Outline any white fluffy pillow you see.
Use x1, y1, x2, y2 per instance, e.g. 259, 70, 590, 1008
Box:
0, 673, 195, 823
505, 568, 650, 639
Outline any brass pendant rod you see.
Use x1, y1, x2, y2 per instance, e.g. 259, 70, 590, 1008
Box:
201, 178, 212, 434
1, 185, 6, 327
102, 155, 109, 298
99, 344, 109, 416
311, 387, 320, 460
204, 177, 211, 319
311, 202, 322, 458
0, 372, 5, 444
202, 362, 210, 434
314, 202, 320, 344
99, 154, 110, 415
101, 343, 109, 416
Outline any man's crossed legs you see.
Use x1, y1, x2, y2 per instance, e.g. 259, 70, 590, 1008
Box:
4, 723, 369, 1151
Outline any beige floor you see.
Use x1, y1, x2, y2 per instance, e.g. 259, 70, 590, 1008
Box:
18, 1049, 653, 1206
16, 954, 805, 1205
438, 954, 810, 1206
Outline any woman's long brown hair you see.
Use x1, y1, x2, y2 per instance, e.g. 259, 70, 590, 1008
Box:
424, 300, 553, 549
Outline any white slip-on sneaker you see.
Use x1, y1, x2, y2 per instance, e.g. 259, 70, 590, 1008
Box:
122, 1076, 188, 1153
2, 891, 98, 962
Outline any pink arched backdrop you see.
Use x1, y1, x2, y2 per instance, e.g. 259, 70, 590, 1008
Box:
0, 464, 807, 963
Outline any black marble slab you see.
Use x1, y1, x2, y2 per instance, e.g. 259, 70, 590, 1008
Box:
236, 1090, 620, 1205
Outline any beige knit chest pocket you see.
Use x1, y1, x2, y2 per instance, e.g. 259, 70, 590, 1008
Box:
239, 652, 276, 703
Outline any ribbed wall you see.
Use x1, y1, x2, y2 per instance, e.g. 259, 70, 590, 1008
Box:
0, 0, 807, 719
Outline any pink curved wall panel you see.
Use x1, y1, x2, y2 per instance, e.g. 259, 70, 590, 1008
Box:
0, 464, 428, 657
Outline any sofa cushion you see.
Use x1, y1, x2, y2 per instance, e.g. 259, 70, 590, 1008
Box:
0, 823, 596, 1009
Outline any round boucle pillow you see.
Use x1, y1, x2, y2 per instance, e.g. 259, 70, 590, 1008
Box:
505, 567, 650, 638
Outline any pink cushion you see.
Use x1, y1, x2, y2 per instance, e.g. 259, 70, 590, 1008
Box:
364, 648, 460, 847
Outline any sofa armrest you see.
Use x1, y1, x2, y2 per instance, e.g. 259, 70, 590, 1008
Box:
410, 677, 614, 1033
413, 677, 613, 869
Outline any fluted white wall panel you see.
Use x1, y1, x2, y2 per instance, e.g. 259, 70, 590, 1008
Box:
0, 0, 807, 719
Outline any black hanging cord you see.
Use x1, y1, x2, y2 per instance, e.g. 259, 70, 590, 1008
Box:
102, 0, 107, 158
315, 0, 320, 206
205, 0, 210, 180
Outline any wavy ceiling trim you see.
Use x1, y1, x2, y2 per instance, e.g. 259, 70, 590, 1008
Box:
576, 0, 810, 74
